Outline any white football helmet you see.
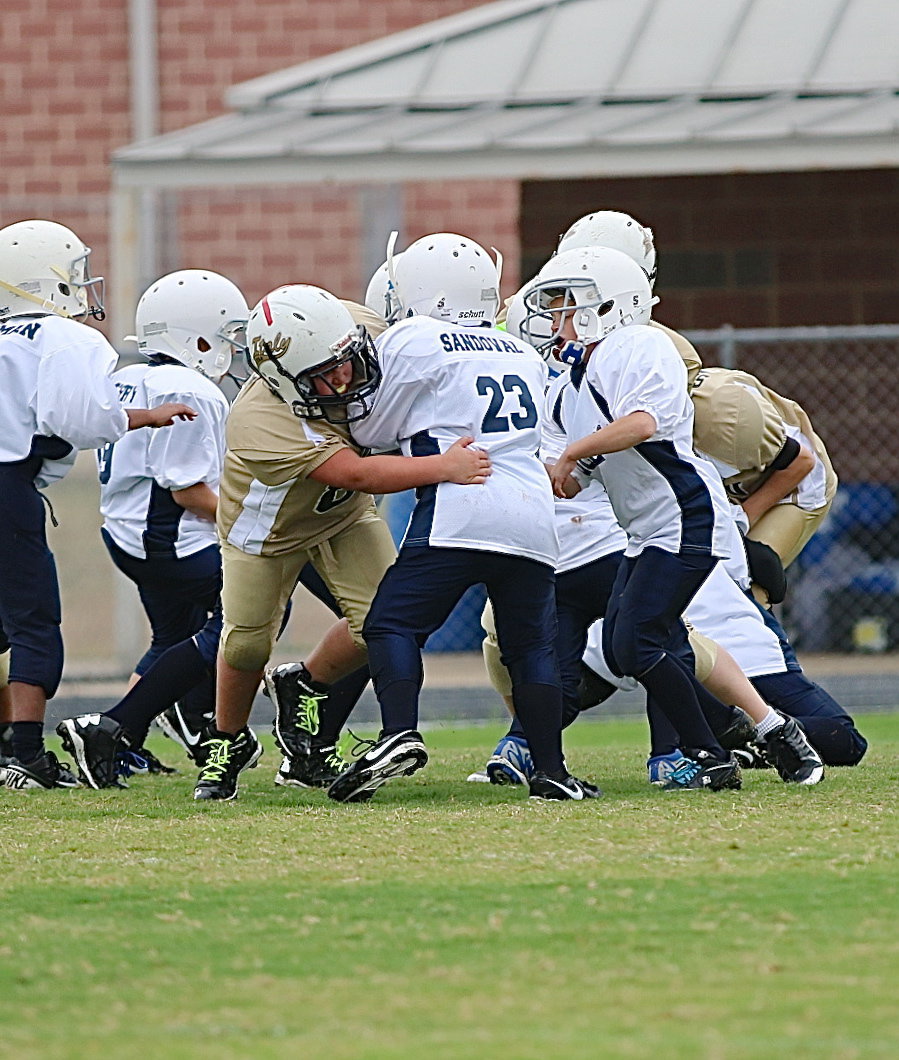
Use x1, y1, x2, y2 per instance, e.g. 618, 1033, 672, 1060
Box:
246, 284, 380, 423
524, 246, 658, 366
0, 219, 105, 320
363, 255, 403, 326
388, 231, 502, 327
131, 269, 248, 382
557, 210, 657, 288
504, 284, 556, 361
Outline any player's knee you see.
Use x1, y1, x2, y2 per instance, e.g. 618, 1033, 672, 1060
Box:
0, 648, 9, 688
220, 626, 274, 672
841, 727, 868, 766
483, 636, 512, 697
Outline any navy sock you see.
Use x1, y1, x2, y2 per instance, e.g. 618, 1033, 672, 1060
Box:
12, 720, 44, 763
316, 666, 370, 745
639, 655, 726, 758
646, 697, 681, 756
511, 683, 564, 776
108, 639, 209, 742
378, 679, 422, 735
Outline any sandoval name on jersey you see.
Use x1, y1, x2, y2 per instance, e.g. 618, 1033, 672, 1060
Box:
351, 315, 559, 568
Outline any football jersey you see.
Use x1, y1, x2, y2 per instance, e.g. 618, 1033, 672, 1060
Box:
218, 377, 378, 557
566, 324, 732, 559
217, 299, 388, 558
351, 315, 558, 567
542, 372, 626, 572
690, 367, 836, 511
99, 362, 229, 559
0, 314, 127, 474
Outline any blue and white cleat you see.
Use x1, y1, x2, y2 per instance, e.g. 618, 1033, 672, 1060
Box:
647, 750, 688, 785
485, 735, 534, 786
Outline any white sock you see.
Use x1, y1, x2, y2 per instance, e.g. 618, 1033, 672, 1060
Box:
755, 708, 785, 739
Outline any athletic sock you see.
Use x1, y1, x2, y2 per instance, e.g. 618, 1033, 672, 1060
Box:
11, 720, 44, 763
646, 697, 681, 756
316, 665, 370, 745
377, 679, 421, 735
511, 683, 564, 775
755, 709, 785, 739
107, 639, 209, 740
639, 654, 726, 758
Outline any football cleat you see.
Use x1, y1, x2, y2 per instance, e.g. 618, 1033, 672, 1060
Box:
156, 704, 214, 765
732, 742, 771, 770
264, 663, 328, 760
465, 770, 491, 783
485, 734, 534, 786
647, 750, 688, 785
3, 750, 81, 790
760, 716, 824, 786
119, 746, 178, 776
528, 772, 603, 801
57, 715, 131, 789
661, 749, 742, 792
193, 726, 262, 801
274, 744, 344, 789
327, 730, 427, 803
716, 707, 758, 751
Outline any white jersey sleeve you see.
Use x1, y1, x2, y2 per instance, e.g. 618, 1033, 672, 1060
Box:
144, 370, 226, 491
35, 325, 128, 449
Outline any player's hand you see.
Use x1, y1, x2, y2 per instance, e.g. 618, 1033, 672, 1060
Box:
151, 402, 198, 426
443, 436, 492, 484
127, 403, 198, 430
548, 452, 578, 497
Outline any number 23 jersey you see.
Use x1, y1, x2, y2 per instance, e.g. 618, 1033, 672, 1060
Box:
351, 316, 558, 567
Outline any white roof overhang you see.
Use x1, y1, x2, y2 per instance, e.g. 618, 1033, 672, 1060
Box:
112, 0, 899, 188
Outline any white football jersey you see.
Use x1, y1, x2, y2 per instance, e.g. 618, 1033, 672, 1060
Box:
99, 362, 229, 559
352, 316, 558, 566
542, 372, 626, 572
0, 315, 127, 474
566, 324, 732, 559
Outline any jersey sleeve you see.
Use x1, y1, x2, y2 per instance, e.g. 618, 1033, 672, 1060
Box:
145, 388, 224, 491
35, 335, 128, 450
602, 329, 686, 434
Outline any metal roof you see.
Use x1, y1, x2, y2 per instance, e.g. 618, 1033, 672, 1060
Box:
112, 0, 899, 186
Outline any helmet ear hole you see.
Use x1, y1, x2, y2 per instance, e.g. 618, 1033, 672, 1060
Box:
58, 283, 70, 296
197, 336, 211, 352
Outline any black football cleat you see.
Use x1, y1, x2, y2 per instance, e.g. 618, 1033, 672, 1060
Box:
57, 714, 131, 789
327, 730, 427, 803
4, 750, 81, 790
761, 716, 824, 786
193, 727, 262, 801
528, 771, 603, 801
662, 749, 742, 791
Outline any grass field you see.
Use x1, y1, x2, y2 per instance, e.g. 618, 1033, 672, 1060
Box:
2, 715, 897, 1059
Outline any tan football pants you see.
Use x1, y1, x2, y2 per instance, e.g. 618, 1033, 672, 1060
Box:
219, 512, 397, 672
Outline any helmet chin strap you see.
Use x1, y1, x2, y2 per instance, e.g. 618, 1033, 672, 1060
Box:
558, 340, 587, 366
0, 278, 72, 318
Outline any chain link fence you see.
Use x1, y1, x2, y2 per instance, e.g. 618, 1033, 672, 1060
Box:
687, 324, 899, 655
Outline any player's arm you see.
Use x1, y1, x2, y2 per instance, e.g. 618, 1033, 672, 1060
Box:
740, 438, 816, 527
171, 482, 218, 522
549, 412, 657, 498
127, 404, 197, 430
309, 436, 491, 494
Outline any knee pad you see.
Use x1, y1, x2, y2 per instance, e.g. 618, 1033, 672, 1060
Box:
482, 634, 513, 698
220, 625, 274, 673
0, 649, 9, 689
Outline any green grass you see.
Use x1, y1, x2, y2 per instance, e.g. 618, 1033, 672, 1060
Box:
2, 716, 898, 1059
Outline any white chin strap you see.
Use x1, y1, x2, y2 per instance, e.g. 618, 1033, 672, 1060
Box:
0, 278, 72, 318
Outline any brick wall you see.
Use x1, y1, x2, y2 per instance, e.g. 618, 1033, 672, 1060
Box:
1, 0, 517, 328
522, 170, 899, 329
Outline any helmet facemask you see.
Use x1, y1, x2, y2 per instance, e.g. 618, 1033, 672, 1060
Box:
249, 324, 381, 424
